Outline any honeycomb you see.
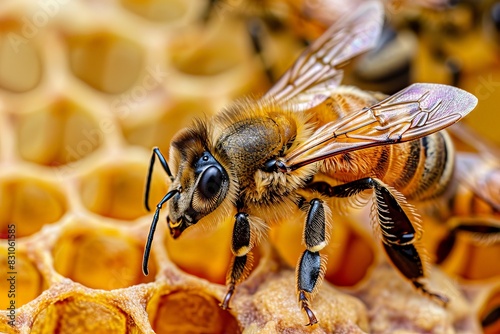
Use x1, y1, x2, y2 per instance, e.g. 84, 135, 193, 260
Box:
0, 0, 498, 333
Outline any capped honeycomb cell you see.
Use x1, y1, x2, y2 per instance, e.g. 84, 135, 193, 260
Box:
52, 223, 156, 290
357, 265, 478, 334
0, 176, 66, 238
0, 19, 42, 93
66, 32, 145, 94
15, 99, 104, 166
235, 267, 370, 332
147, 289, 240, 333
79, 161, 167, 221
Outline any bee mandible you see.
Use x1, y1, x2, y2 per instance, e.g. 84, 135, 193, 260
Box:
142, 1, 478, 326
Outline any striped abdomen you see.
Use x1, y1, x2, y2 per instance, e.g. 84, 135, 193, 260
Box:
323, 131, 455, 202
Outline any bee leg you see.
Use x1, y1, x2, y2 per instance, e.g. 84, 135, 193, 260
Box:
369, 178, 448, 305
383, 243, 448, 305
297, 198, 328, 326
310, 177, 448, 305
221, 212, 254, 310
436, 218, 500, 264
482, 304, 500, 329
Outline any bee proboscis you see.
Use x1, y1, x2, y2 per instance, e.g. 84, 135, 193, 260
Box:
142, 1, 478, 325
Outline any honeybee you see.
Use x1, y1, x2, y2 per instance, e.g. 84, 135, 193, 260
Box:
429, 123, 500, 272
142, 1, 477, 325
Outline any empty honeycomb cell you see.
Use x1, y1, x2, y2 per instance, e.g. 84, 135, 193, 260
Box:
164, 217, 239, 284
164, 19, 270, 99
0, 19, 42, 92
324, 228, 376, 287
31, 297, 133, 334
147, 289, 240, 333
0, 177, 66, 238
120, 0, 191, 22
169, 20, 253, 77
52, 226, 156, 290
0, 247, 45, 309
15, 99, 104, 166
67, 32, 144, 94
79, 162, 167, 220
122, 99, 215, 154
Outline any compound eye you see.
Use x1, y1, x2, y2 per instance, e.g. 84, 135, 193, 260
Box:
197, 166, 223, 200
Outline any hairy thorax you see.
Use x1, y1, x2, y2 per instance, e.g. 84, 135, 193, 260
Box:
214, 100, 316, 207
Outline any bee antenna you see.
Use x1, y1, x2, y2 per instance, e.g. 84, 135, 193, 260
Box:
142, 189, 178, 275
144, 147, 174, 212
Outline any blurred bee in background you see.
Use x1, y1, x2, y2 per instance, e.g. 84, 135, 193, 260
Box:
142, 1, 477, 325
433, 124, 500, 262
203, 0, 454, 88
418, 123, 500, 332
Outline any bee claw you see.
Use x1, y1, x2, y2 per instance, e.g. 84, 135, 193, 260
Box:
303, 305, 318, 326
413, 280, 449, 307
433, 293, 450, 307
220, 284, 235, 310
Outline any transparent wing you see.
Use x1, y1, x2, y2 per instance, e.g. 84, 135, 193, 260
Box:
451, 123, 500, 211
261, 0, 383, 109
448, 122, 500, 159
455, 153, 500, 212
279, 83, 478, 171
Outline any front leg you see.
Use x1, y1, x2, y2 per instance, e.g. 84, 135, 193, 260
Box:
296, 198, 330, 326
221, 212, 260, 309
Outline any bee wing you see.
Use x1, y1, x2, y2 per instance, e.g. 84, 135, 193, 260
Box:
448, 122, 500, 159
455, 153, 500, 212
280, 83, 478, 171
262, 0, 383, 109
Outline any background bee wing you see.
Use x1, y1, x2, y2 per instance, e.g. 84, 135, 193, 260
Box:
262, 0, 383, 109
281, 83, 478, 170
455, 154, 500, 212
448, 122, 500, 158
450, 123, 500, 210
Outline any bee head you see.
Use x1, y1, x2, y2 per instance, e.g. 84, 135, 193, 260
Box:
142, 122, 235, 276
166, 123, 231, 239
167, 150, 229, 239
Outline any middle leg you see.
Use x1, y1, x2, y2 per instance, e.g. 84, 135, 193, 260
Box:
296, 197, 330, 326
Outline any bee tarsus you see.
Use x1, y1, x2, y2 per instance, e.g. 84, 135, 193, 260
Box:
298, 287, 319, 326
